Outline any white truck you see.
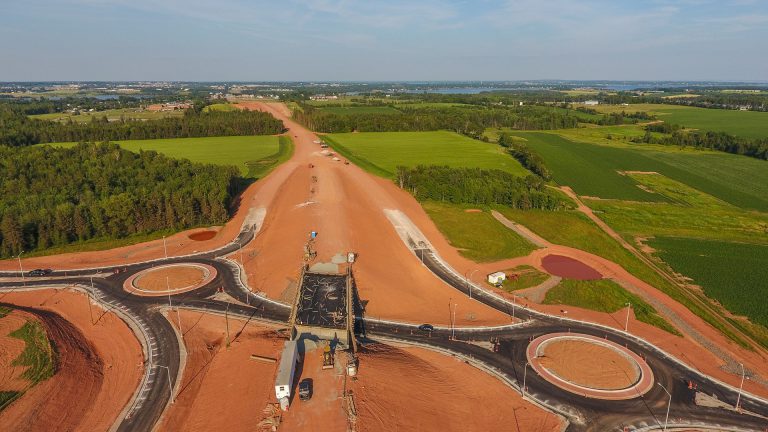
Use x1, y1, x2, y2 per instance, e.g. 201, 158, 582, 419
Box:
275, 340, 299, 411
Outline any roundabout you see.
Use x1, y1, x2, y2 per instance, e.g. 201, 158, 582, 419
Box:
123, 263, 217, 296
527, 333, 654, 400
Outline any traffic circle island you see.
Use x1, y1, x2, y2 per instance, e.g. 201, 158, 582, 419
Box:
123, 263, 217, 296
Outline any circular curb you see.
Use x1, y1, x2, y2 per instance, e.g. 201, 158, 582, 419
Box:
526, 332, 654, 400
123, 263, 217, 297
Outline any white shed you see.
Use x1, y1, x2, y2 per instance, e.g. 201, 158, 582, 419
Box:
487, 271, 506, 285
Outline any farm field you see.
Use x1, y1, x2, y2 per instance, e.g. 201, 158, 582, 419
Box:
585, 173, 768, 244
648, 237, 768, 328
325, 131, 529, 178
508, 131, 768, 211
422, 202, 537, 262
30, 108, 184, 123
543, 278, 677, 333
589, 104, 768, 139
202, 103, 239, 112
43, 135, 290, 178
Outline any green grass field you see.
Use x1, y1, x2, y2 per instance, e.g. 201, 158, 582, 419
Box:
543, 278, 678, 334
591, 104, 768, 139
30, 108, 184, 123
10, 320, 56, 384
325, 131, 529, 178
585, 174, 768, 244
422, 202, 537, 262
649, 237, 768, 328
203, 103, 239, 112
508, 131, 768, 211
500, 265, 550, 291
44, 135, 286, 178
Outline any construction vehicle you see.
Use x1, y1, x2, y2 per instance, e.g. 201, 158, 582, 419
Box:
322, 343, 334, 370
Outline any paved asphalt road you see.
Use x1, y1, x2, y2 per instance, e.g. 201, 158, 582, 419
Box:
1, 238, 767, 431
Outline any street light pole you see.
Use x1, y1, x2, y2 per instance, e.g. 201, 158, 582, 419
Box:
451, 303, 457, 340
523, 362, 529, 398
167, 277, 182, 337
155, 364, 174, 403
625, 302, 632, 332
225, 302, 231, 348
465, 269, 478, 299
17, 251, 25, 287
162, 236, 168, 259
736, 363, 745, 411
658, 382, 671, 432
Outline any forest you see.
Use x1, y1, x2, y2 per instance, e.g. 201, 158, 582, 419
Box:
640, 124, 768, 160
0, 105, 284, 147
293, 104, 580, 135
395, 165, 566, 210
0, 143, 241, 258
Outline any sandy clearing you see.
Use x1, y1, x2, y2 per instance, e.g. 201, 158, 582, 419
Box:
157, 310, 285, 432
538, 339, 639, 390
352, 343, 563, 432
0, 310, 35, 391
239, 102, 511, 327
0, 289, 142, 431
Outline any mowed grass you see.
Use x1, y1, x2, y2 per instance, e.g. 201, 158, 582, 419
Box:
543, 278, 678, 334
509, 131, 768, 211
325, 131, 529, 178
44, 135, 284, 178
203, 103, 239, 112
585, 174, 768, 244
500, 265, 550, 291
591, 104, 768, 139
648, 237, 768, 328
423, 202, 537, 262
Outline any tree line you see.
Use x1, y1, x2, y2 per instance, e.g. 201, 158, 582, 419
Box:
498, 133, 552, 180
395, 165, 566, 210
0, 143, 241, 258
0, 105, 284, 147
293, 104, 580, 135
639, 123, 768, 160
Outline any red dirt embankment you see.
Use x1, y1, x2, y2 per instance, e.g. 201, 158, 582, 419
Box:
0, 310, 31, 391
0, 289, 142, 431
157, 310, 284, 432
352, 343, 563, 432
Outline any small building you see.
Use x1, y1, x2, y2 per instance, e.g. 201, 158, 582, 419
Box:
584, 100, 599, 106
487, 271, 506, 286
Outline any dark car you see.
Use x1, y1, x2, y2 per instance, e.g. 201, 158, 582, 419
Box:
298, 378, 312, 401
418, 324, 435, 332
28, 269, 52, 277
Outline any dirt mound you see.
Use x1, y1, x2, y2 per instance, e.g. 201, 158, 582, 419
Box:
541, 254, 602, 280
352, 343, 562, 432
0, 305, 103, 430
188, 230, 217, 241
538, 339, 638, 390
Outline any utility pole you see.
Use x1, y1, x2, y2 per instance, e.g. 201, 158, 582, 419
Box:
465, 269, 478, 299
625, 302, 632, 332
658, 382, 671, 432
167, 277, 182, 337
86, 279, 94, 325
162, 236, 168, 259
17, 251, 25, 287
736, 363, 745, 411
225, 302, 231, 348
451, 303, 457, 340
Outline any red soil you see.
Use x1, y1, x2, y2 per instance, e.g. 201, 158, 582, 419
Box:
134, 266, 206, 291
0, 310, 36, 391
188, 230, 217, 241
236, 102, 511, 327
0, 289, 143, 431
352, 343, 563, 432
537, 339, 638, 390
157, 310, 285, 432
464, 208, 482, 213
541, 254, 602, 280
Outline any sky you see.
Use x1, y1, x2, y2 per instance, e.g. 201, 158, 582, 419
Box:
1, 0, 767, 81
